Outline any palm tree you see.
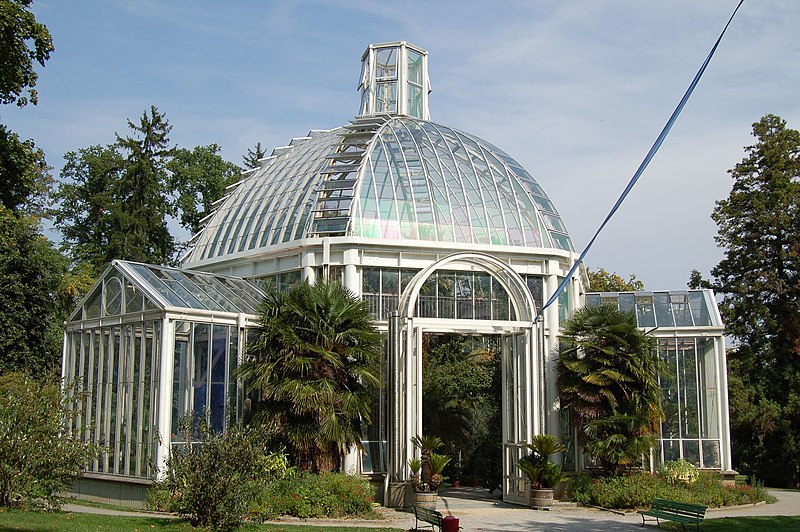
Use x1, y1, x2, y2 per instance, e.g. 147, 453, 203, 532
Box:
238, 280, 382, 472
556, 304, 662, 475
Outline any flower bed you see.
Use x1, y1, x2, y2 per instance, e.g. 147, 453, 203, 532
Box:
570, 471, 776, 509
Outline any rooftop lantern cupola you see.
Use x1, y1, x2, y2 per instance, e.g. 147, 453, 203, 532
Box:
358, 41, 430, 120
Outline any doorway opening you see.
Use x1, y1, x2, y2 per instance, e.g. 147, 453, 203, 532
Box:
421, 333, 502, 494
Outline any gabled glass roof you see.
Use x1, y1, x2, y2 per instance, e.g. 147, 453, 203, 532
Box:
585, 290, 721, 328
182, 116, 573, 265
68, 260, 265, 322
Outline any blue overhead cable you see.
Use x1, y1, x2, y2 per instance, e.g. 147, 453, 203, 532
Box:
539, 0, 745, 317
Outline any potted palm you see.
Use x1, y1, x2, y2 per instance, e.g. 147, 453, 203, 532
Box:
516, 434, 566, 509
409, 435, 450, 510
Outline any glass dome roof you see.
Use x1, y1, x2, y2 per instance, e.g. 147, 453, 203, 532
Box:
182, 115, 573, 265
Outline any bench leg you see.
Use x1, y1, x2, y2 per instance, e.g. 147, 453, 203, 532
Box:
640, 515, 660, 528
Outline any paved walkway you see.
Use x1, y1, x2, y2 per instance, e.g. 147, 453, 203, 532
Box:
63, 487, 800, 530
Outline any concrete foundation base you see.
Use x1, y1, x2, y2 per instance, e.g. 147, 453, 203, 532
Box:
67, 473, 153, 509
386, 481, 413, 508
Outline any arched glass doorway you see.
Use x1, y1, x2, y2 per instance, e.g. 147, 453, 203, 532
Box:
386, 253, 542, 505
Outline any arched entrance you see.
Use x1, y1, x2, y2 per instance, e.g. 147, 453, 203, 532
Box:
386, 252, 542, 505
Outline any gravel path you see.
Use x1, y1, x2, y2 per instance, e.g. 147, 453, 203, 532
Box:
62, 487, 800, 530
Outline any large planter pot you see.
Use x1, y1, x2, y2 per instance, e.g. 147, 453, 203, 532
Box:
529, 488, 555, 509
413, 491, 438, 510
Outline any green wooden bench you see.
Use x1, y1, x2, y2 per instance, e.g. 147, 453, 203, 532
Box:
638, 498, 707, 531
412, 505, 443, 531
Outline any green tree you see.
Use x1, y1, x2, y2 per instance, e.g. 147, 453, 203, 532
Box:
110, 105, 175, 265
54, 110, 241, 273
0, 373, 96, 509
239, 280, 382, 472
0, 0, 54, 107
53, 144, 122, 274
168, 143, 240, 235
0, 124, 51, 214
698, 114, 800, 488
587, 267, 645, 292
557, 304, 662, 476
242, 141, 267, 169
0, 206, 68, 376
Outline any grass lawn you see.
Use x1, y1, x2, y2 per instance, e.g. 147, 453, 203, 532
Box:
0, 509, 405, 531
657, 516, 800, 530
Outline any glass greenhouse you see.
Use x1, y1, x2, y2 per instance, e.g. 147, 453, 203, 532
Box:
584, 290, 732, 471
63, 41, 734, 508
62, 261, 262, 505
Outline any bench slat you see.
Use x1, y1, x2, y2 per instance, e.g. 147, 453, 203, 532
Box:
638, 498, 707, 531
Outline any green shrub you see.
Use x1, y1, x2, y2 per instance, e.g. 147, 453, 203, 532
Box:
153, 417, 283, 531
571, 471, 777, 509
0, 373, 97, 510
251, 471, 377, 520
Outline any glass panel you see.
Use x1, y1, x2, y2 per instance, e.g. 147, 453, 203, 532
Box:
193, 324, 209, 434
558, 278, 571, 325
683, 440, 700, 466
663, 440, 681, 463
407, 84, 423, 118
659, 339, 680, 438
407, 50, 423, 84
210, 325, 228, 433
670, 293, 693, 326
437, 272, 454, 319
124, 278, 144, 313
377, 81, 397, 114
474, 273, 491, 320
455, 273, 473, 319
585, 293, 601, 307
678, 339, 699, 438
688, 291, 713, 326
85, 288, 101, 319
635, 295, 656, 327
653, 292, 674, 327
104, 276, 122, 316
228, 327, 239, 426
525, 276, 544, 312
172, 321, 191, 443
612, 293, 633, 314
375, 47, 397, 79
702, 440, 721, 468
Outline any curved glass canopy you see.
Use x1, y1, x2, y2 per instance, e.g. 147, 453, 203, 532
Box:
183, 117, 573, 265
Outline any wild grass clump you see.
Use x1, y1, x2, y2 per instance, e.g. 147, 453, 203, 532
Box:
571, 471, 776, 509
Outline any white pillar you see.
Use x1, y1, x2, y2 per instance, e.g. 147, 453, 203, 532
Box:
156, 318, 175, 480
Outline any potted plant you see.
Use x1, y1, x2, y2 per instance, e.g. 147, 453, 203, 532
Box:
409, 435, 450, 510
516, 434, 566, 508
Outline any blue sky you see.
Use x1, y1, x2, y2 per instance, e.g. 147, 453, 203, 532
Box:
4, 0, 799, 291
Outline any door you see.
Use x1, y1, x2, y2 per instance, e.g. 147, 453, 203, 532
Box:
501, 329, 537, 505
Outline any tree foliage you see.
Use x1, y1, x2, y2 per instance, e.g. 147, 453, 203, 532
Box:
168, 143, 240, 235
239, 280, 382, 472
0, 0, 54, 107
557, 304, 662, 476
0, 207, 69, 376
0, 373, 96, 509
53, 108, 240, 274
0, 124, 51, 214
242, 141, 267, 169
698, 114, 800, 488
587, 267, 645, 292
109, 105, 175, 265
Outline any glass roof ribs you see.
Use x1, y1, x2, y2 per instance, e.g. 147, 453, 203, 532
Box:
309, 116, 390, 237
585, 290, 721, 328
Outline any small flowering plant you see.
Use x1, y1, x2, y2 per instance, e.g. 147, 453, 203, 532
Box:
660, 459, 699, 485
